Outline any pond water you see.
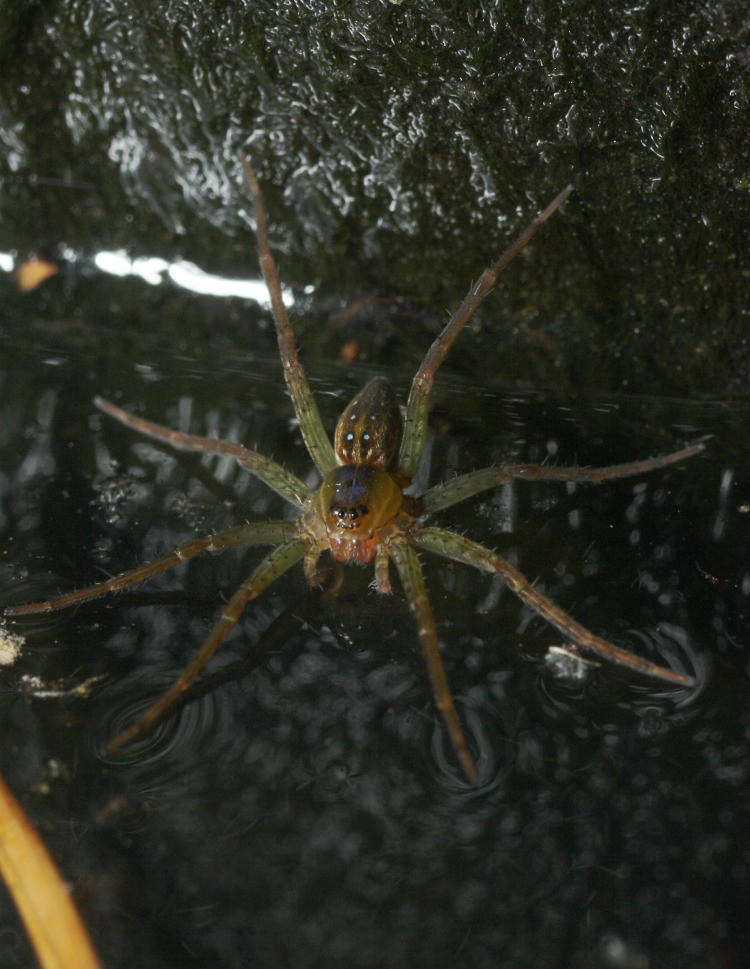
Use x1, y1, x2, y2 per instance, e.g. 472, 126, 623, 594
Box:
1, 0, 749, 963
0, 275, 747, 968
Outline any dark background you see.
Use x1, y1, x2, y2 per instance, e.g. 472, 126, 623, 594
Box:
0, 2, 748, 967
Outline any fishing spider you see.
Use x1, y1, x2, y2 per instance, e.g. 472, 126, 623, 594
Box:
7, 157, 702, 781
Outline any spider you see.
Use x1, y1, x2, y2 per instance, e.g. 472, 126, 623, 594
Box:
6, 157, 703, 782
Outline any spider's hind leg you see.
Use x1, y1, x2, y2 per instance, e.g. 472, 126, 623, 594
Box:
396, 184, 573, 479
239, 154, 338, 476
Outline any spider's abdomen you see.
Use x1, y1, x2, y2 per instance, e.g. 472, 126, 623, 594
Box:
334, 377, 402, 469
316, 463, 403, 563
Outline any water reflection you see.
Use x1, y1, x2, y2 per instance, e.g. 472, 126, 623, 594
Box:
431, 702, 508, 796
2, 323, 749, 968
88, 678, 226, 769
1, 248, 295, 306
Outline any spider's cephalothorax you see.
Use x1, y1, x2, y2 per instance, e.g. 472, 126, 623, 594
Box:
5, 156, 704, 783
316, 376, 414, 564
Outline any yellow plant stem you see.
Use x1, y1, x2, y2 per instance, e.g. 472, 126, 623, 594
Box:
0, 774, 102, 969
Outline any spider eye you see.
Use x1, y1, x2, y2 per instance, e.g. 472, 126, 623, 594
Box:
329, 503, 364, 529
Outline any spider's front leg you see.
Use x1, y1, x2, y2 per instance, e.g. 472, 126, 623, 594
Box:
415, 526, 694, 687
6, 395, 312, 619
106, 538, 307, 753
5, 522, 298, 617
6, 521, 310, 753
387, 540, 478, 782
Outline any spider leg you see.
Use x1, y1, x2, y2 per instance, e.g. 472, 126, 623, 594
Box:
397, 184, 573, 479
374, 545, 392, 594
304, 545, 334, 588
423, 442, 705, 514
95, 397, 311, 508
240, 155, 338, 476
106, 537, 307, 754
5, 522, 298, 616
387, 540, 478, 782
414, 526, 694, 687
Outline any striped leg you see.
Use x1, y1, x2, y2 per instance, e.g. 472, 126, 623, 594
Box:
106, 538, 307, 753
5, 522, 297, 616
240, 155, 338, 475
387, 540, 478, 782
397, 184, 573, 479
422, 442, 705, 514
95, 398, 311, 508
415, 526, 694, 686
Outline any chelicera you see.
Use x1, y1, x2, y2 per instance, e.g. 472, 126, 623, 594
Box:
6, 157, 702, 781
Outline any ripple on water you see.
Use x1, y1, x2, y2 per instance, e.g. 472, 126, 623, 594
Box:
1, 573, 82, 636
532, 621, 705, 730
429, 695, 514, 797
622, 624, 710, 707
87, 676, 229, 769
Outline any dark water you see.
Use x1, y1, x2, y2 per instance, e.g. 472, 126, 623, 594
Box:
0, 289, 747, 967
1, 2, 749, 966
